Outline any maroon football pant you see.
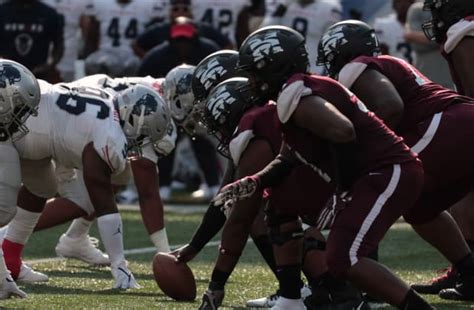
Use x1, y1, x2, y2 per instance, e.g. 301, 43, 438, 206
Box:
403, 103, 474, 224
326, 161, 424, 276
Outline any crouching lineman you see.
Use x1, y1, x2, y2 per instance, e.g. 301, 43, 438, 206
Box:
0, 60, 40, 298
214, 26, 433, 309
1, 74, 170, 289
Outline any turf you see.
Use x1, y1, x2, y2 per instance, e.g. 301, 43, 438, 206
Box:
1, 209, 473, 309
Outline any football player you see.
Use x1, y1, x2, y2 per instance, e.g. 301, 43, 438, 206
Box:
318, 19, 474, 302
261, 0, 342, 74
1, 75, 170, 289
0, 59, 40, 299
214, 26, 432, 309
410, 0, 474, 298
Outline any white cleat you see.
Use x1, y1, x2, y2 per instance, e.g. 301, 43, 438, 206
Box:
191, 185, 220, 201
271, 297, 306, 310
17, 264, 48, 283
55, 234, 110, 266
246, 285, 312, 308
112, 261, 140, 289
0, 274, 27, 299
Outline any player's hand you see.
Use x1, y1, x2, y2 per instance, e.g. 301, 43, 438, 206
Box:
170, 244, 198, 263
212, 176, 261, 213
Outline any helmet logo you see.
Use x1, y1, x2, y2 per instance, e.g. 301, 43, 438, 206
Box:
132, 94, 158, 116
320, 27, 347, 58
207, 87, 235, 124
195, 58, 227, 92
248, 32, 283, 62
0, 64, 21, 88
176, 74, 192, 96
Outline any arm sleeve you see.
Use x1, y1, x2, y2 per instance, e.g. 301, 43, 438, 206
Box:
189, 201, 227, 251
255, 153, 296, 188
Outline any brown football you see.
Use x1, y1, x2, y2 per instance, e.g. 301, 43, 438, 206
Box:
152, 252, 196, 301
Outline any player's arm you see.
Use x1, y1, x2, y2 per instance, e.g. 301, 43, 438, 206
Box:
131, 157, 164, 235
82, 142, 117, 216
173, 159, 236, 262
451, 37, 474, 97
291, 95, 356, 143
351, 68, 404, 129
82, 16, 100, 56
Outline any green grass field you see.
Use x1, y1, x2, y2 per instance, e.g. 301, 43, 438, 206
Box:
0, 208, 473, 309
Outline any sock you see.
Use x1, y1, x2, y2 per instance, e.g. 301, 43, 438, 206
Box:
277, 264, 303, 299
5, 208, 41, 244
65, 218, 93, 239
149, 228, 170, 252
455, 253, 474, 277
252, 235, 278, 277
2, 240, 23, 279
399, 289, 434, 310
467, 240, 474, 252
97, 213, 125, 267
208, 269, 231, 291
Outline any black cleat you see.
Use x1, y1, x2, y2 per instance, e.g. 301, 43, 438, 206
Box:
411, 267, 458, 294
198, 289, 225, 310
439, 273, 474, 301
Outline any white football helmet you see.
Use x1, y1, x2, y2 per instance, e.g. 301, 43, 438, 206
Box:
115, 84, 170, 153
163, 64, 202, 135
85, 48, 140, 78
0, 60, 40, 141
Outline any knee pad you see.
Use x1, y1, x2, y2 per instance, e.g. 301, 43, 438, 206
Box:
269, 219, 304, 246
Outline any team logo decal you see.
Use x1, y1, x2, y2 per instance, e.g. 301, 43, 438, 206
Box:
195, 58, 227, 92
320, 27, 347, 60
0, 63, 21, 88
248, 31, 283, 62
133, 94, 158, 115
207, 87, 235, 124
176, 74, 192, 96
15, 33, 34, 56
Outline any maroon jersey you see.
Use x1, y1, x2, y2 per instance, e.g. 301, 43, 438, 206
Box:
338, 55, 470, 134
441, 15, 474, 95
277, 73, 415, 181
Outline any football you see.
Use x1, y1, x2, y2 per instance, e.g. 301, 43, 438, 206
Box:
152, 252, 196, 301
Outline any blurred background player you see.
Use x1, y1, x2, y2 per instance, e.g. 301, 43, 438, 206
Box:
261, 0, 342, 74
373, 0, 415, 63
0, 59, 40, 299
0, 0, 64, 83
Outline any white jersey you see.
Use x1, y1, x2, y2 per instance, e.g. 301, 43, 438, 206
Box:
41, 0, 91, 80
192, 0, 250, 45
263, 0, 342, 74
86, 0, 163, 54
14, 80, 128, 174
72, 74, 177, 160
374, 13, 415, 64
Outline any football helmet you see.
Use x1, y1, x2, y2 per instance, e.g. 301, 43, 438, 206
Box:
115, 84, 170, 153
201, 77, 256, 157
238, 26, 309, 101
422, 0, 474, 43
85, 48, 140, 78
192, 50, 240, 104
163, 64, 200, 135
0, 60, 40, 141
317, 20, 380, 78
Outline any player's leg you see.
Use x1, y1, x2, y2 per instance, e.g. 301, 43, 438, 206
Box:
189, 134, 220, 200
326, 162, 433, 309
2, 158, 56, 282
0, 142, 26, 299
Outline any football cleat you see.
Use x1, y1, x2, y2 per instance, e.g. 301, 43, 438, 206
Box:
438, 271, 474, 301
0, 274, 27, 299
191, 185, 220, 201
17, 263, 48, 283
271, 297, 306, 310
55, 234, 110, 266
198, 289, 225, 310
246, 285, 312, 308
111, 261, 140, 289
411, 267, 457, 294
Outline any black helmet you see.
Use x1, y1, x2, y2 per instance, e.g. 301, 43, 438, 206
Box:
238, 26, 309, 101
192, 50, 240, 103
422, 0, 474, 43
317, 20, 380, 78
200, 77, 256, 157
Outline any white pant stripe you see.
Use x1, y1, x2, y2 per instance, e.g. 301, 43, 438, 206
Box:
349, 164, 401, 266
411, 112, 442, 154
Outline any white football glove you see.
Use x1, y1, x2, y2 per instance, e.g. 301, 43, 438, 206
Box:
112, 261, 140, 289
213, 176, 260, 216
0, 274, 27, 299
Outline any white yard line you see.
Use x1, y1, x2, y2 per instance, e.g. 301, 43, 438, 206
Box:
25, 240, 224, 265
